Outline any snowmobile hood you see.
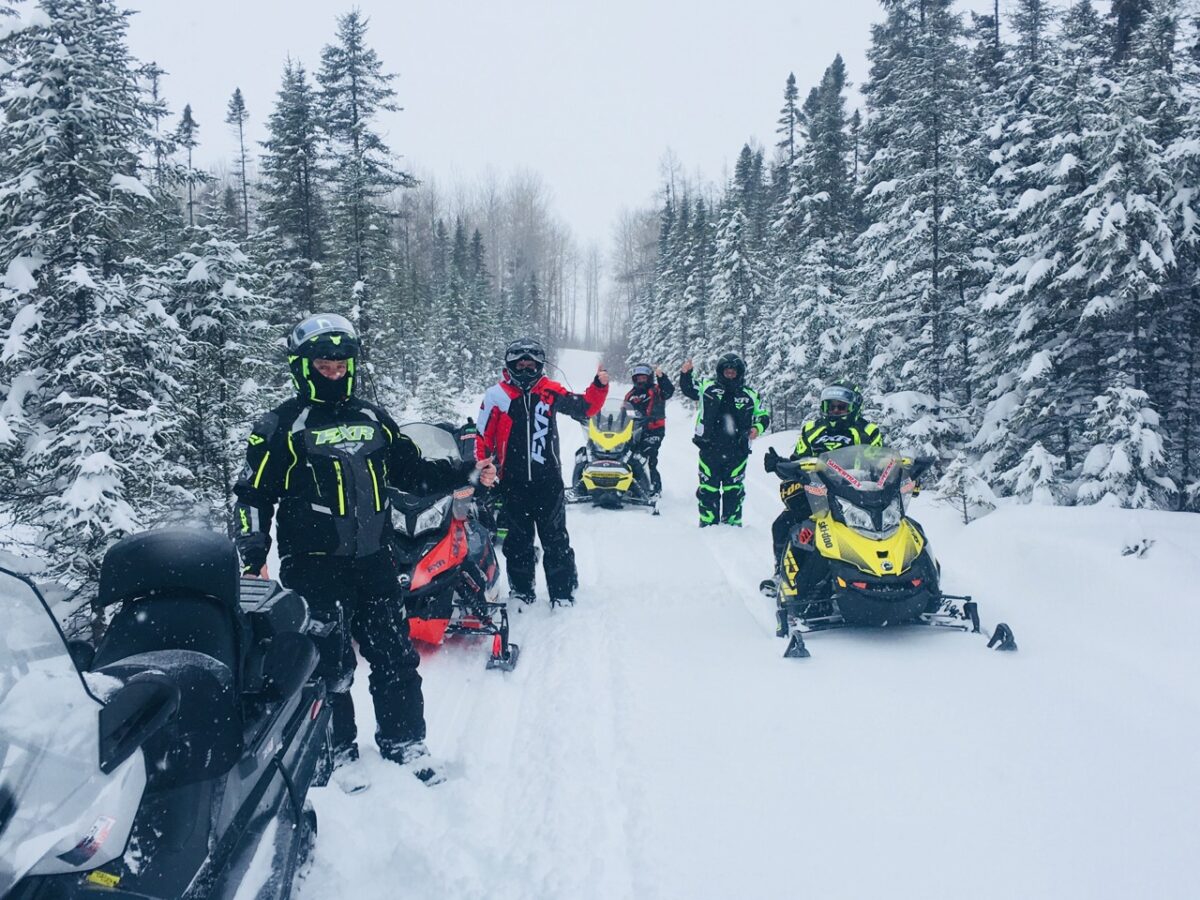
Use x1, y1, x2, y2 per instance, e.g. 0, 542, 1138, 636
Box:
0, 569, 146, 893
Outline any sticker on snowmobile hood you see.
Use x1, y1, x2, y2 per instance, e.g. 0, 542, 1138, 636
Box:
57, 816, 116, 866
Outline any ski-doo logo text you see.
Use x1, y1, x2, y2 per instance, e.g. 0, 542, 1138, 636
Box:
531, 400, 551, 463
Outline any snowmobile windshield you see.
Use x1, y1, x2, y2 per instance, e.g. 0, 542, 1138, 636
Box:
816, 445, 908, 507
0, 567, 141, 892
590, 400, 640, 434
398, 423, 463, 463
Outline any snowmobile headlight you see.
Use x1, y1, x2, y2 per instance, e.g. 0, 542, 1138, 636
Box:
839, 500, 876, 534
413, 496, 452, 535
879, 498, 903, 536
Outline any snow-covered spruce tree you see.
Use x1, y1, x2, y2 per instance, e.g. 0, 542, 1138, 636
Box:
1165, 11, 1200, 507
997, 441, 1065, 505
1076, 385, 1175, 507
681, 198, 713, 364
854, 0, 977, 454
165, 228, 281, 522
767, 55, 857, 425
0, 0, 184, 581
225, 87, 251, 238
938, 450, 998, 523
708, 199, 764, 362
970, 1, 1105, 490
318, 9, 414, 394
259, 59, 326, 320
174, 103, 203, 228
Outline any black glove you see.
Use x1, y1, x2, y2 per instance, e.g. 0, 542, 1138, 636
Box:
764, 446, 780, 474
235, 531, 269, 574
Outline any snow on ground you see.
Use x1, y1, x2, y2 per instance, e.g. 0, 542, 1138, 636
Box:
299, 348, 1200, 900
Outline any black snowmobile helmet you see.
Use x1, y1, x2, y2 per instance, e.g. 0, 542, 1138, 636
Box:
820, 380, 864, 419
631, 363, 654, 390
287, 313, 361, 404
715, 352, 746, 388
505, 337, 546, 390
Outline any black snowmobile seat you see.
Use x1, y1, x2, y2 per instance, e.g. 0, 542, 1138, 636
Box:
93, 529, 246, 677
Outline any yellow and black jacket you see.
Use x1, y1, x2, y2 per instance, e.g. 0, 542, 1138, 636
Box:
232, 397, 467, 571
791, 416, 883, 458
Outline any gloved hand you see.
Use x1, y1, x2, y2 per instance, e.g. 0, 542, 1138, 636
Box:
764, 446, 780, 474
236, 531, 269, 575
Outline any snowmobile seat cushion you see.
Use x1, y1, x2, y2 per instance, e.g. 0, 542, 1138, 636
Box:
238, 577, 309, 642
95, 650, 243, 789
92, 594, 242, 678
99, 528, 240, 611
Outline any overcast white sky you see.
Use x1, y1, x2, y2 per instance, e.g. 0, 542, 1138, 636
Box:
125, 0, 997, 249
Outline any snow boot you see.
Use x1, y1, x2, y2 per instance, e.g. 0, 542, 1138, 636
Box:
509, 589, 536, 606
759, 574, 780, 598
386, 740, 446, 786
330, 743, 371, 795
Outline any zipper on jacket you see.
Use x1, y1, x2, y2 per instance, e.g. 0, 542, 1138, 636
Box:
333, 459, 346, 515
525, 391, 533, 481
368, 458, 382, 511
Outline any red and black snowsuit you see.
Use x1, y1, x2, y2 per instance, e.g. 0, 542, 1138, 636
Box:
624, 372, 675, 492
477, 370, 608, 600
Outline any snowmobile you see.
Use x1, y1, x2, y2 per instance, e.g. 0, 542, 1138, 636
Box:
392, 422, 519, 671
771, 446, 1017, 659
1, 528, 332, 900
566, 399, 659, 514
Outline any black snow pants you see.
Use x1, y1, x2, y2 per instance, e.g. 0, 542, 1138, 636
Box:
280, 551, 424, 760
697, 448, 749, 526
502, 478, 578, 600
638, 431, 665, 493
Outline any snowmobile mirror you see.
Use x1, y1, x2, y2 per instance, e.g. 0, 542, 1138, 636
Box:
453, 486, 474, 521
99, 674, 180, 774
67, 639, 95, 671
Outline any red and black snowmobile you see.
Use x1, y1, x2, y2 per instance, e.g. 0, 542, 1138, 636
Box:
390, 422, 519, 671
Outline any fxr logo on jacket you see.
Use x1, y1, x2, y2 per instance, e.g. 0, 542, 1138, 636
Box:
531, 399, 551, 464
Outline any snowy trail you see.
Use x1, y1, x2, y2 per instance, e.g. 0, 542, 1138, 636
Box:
299, 349, 1200, 900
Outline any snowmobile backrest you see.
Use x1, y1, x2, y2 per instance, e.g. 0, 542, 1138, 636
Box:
95, 530, 246, 677
98, 529, 241, 611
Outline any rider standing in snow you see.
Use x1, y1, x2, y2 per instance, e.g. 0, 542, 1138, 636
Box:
624, 363, 675, 495
232, 314, 496, 790
679, 353, 770, 526
762, 380, 883, 597
476, 338, 608, 605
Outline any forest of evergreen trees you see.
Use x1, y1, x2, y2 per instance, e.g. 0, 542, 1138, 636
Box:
626, 0, 1200, 514
0, 1, 589, 581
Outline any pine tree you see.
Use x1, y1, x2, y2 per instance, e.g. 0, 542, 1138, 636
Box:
317, 10, 414, 371
1077, 385, 1175, 507
0, 0, 183, 581
175, 103, 201, 227
259, 59, 326, 317
225, 87, 251, 237
854, 0, 976, 452
166, 230, 279, 521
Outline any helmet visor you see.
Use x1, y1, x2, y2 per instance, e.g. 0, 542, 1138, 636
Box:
505, 341, 546, 366
631, 364, 653, 380
819, 386, 858, 406
290, 314, 358, 352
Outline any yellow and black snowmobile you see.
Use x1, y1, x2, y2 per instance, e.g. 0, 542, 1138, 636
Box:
773, 445, 1016, 658
567, 400, 659, 514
